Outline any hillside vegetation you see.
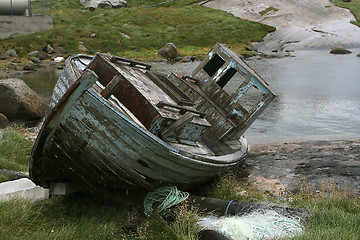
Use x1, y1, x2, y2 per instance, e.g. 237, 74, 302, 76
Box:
335, 0, 360, 27
0, 0, 275, 60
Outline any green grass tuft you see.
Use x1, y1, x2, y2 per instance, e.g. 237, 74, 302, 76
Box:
0, 128, 33, 173
259, 7, 279, 16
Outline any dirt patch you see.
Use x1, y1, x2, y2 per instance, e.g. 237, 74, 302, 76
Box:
240, 140, 360, 195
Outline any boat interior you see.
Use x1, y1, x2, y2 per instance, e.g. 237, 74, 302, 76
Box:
69, 43, 275, 155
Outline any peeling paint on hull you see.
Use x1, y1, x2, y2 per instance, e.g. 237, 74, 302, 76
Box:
30, 44, 275, 198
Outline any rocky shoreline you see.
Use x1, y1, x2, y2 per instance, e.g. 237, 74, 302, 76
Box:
242, 139, 360, 196
204, 0, 360, 52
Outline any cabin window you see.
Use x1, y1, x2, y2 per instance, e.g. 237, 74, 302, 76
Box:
203, 54, 225, 77
238, 85, 264, 112
222, 72, 263, 112
217, 67, 237, 88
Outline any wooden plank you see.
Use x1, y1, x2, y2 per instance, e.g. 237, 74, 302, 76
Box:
156, 101, 206, 118
110, 56, 152, 70
145, 71, 193, 106
161, 112, 196, 139
100, 75, 122, 99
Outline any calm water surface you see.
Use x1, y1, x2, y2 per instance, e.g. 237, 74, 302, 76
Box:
22, 50, 360, 144
153, 50, 360, 144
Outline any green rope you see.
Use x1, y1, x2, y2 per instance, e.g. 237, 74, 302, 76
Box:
143, 186, 189, 216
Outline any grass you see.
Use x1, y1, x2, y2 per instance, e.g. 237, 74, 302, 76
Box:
334, 0, 360, 27
0, 128, 360, 239
0, 193, 200, 239
259, 6, 279, 16
0, 0, 275, 60
287, 181, 360, 239
0, 128, 33, 173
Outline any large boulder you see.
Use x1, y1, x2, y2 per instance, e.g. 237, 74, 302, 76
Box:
158, 43, 180, 59
0, 79, 46, 122
80, 0, 127, 9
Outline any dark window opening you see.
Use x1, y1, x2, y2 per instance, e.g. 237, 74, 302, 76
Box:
203, 54, 225, 77
217, 67, 237, 88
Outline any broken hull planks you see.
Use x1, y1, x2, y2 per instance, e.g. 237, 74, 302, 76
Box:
30, 68, 248, 196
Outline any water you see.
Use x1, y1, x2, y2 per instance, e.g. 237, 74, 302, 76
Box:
243, 50, 360, 144
20, 69, 61, 102
153, 50, 360, 144
21, 50, 360, 144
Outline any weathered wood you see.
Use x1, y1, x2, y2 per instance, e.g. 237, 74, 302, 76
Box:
110, 56, 152, 70
100, 75, 122, 99
190, 44, 276, 140
156, 101, 206, 118
161, 112, 196, 139
145, 71, 193, 106
30, 43, 275, 197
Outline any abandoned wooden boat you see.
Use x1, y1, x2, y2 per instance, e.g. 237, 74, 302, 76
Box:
30, 43, 275, 198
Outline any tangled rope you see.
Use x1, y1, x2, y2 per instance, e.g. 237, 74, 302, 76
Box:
143, 186, 189, 215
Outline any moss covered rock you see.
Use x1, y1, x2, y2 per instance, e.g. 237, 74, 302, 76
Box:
330, 46, 352, 54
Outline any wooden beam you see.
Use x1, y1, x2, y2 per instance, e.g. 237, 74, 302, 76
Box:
157, 101, 206, 118
100, 75, 122, 99
145, 71, 193, 106
161, 112, 195, 139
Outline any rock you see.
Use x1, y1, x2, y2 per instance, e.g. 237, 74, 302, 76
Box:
357, 53, 360, 58
78, 44, 89, 52
263, 53, 283, 58
330, 46, 352, 54
80, 0, 127, 9
45, 44, 54, 54
6, 49, 17, 58
158, 43, 180, 59
23, 64, 35, 71
53, 46, 66, 54
343, 0, 351, 2
28, 50, 39, 56
29, 57, 41, 64
0, 113, 9, 128
90, 33, 96, 38
120, 32, 131, 39
12, 58, 22, 63
0, 78, 46, 121
181, 56, 196, 62
37, 51, 51, 60
54, 57, 64, 63
240, 53, 254, 58
246, 45, 257, 51
0, 53, 10, 60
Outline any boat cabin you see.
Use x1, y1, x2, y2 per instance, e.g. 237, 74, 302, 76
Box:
86, 43, 275, 145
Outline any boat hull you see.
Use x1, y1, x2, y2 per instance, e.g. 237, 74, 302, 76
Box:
30, 69, 247, 197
